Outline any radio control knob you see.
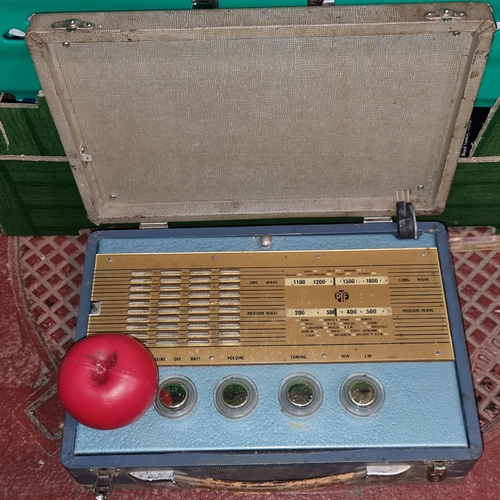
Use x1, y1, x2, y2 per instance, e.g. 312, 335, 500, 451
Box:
221, 382, 249, 408
214, 376, 258, 418
155, 376, 197, 418
339, 373, 385, 417
159, 381, 189, 409
286, 381, 315, 407
347, 379, 377, 407
279, 374, 323, 417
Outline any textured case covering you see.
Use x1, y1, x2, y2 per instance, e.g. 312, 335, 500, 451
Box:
26, 4, 495, 224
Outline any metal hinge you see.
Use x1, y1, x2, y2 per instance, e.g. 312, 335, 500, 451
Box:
426, 461, 447, 482
396, 190, 417, 239
363, 216, 393, 224
192, 0, 218, 8
139, 222, 170, 229
52, 19, 94, 32
92, 469, 116, 500
425, 8, 467, 21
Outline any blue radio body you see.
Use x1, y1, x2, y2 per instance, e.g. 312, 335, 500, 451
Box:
62, 223, 481, 492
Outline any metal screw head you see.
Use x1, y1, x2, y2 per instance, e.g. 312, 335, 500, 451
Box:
418, 184, 424, 190
109, 194, 116, 200
62, 41, 70, 47
90, 302, 100, 315
260, 235, 272, 249
453, 31, 460, 37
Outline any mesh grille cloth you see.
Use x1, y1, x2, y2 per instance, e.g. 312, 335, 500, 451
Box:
52, 32, 470, 213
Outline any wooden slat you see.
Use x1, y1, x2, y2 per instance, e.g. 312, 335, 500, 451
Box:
474, 99, 500, 157
0, 159, 95, 235
0, 97, 65, 156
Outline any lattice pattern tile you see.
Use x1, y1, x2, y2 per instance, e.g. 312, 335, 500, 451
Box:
448, 227, 497, 239
452, 250, 500, 430
17, 227, 500, 431
18, 234, 88, 362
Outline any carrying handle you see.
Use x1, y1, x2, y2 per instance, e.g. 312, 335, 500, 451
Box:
172, 470, 363, 491
129, 465, 412, 492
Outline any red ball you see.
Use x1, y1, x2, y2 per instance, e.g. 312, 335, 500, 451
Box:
58, 334, 158, 430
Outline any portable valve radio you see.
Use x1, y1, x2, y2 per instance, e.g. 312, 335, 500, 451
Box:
26, 3, 494, 496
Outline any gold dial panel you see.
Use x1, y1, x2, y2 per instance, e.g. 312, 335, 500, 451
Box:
88, 248, 454, 365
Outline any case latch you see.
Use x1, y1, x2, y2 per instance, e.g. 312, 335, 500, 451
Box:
92, 469, 116, 500
396, 191, 417, 240
426, 461, 448, 482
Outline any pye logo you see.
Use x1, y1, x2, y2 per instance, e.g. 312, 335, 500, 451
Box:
335, 290, 350, 303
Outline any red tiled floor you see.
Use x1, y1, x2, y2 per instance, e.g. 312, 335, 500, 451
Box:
16, 227, 500, 433
1, 228, 500, 499
18, 235, 87, 362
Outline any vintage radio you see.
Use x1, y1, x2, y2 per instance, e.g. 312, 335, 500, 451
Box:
26, 3, 495, 497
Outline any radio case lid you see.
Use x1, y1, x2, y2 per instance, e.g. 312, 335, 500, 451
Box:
26, 3, 495, 225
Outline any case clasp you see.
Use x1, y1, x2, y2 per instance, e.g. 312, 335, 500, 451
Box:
92, 468, 116, 499
396, 190, 417, 239
426, 461, 448, 482
52, 19, 94, 32
425, 8, 467, 21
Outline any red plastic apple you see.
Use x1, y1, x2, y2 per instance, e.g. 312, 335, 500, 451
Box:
58, 334, 158, 430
